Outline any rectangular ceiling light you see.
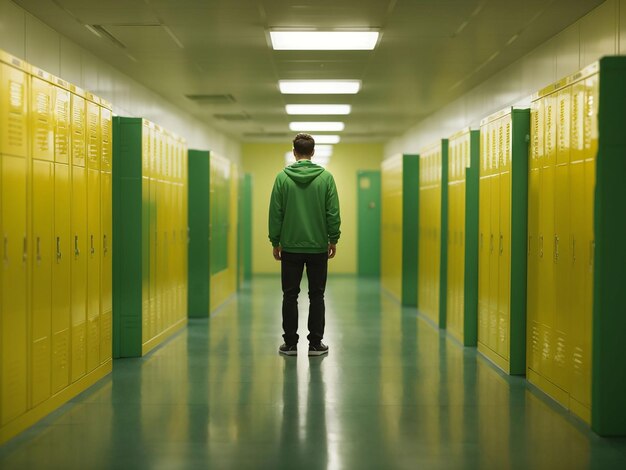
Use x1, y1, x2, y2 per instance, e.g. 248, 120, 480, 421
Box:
270, 31, 379, 50
279, 80, 361, 94
286, 104, 351, 115
311, 135, 341, 144
290, 122, 345, 132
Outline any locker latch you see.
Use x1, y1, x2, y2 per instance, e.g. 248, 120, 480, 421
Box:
56, 237, 62, 262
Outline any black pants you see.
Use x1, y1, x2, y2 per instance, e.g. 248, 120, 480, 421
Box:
281, 251, 328, 345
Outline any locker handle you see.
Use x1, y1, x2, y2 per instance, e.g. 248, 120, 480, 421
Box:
572, 237, 576, 262
90, 234, 95, 256
490, 234, 494, 253
57, 236, 62, 262
36, 236, 42, 263
23, 236, 27, 263
3, 236, 7, 263
103, 234, 108, 255
74, 235, 80, 258
554, 235, 559, 261
539, 235, 544, 258
499, 234, 503, 255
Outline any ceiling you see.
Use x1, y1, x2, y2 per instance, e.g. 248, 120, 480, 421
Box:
15, 0, 604, 143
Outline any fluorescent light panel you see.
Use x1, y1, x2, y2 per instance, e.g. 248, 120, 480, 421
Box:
311, 135, 341, 144
290, 122, 345, 132
286, 104, 351, 115
270, 31, 379, 50
279, 80, 361, 94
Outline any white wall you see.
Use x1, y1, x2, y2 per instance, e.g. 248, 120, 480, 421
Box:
0, 0, 240, 162
386, 0, 624, 157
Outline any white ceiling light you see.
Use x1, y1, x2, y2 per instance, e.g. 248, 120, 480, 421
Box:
270, 31, 379, 50
290, 122, 345, 132
286, 104, 351, 115
279, 80, 361, 94
311, 135, 341, 144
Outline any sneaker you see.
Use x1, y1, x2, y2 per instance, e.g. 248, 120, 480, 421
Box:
308, 342, 329, 356
279, 343, 298, 356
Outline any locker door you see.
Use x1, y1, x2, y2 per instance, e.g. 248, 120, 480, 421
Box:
71, 165, 87, 382
86, 168, 101, 372
539, 92, 556, 380
489, 172, 500, 352
52, 163, 71, 392
100, 170, 112, 363
478, 133, 489, 345
553, 86, 572, 391
527, 101, 542, 373
580, 74, 598, 409
31, 160, 54, 406
1, 155, 28, 425
498, 120, 511, 360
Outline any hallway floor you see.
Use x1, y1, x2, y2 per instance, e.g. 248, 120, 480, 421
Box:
1, 277, 626, 469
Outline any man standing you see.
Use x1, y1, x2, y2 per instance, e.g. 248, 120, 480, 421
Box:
268, 133, 341, 356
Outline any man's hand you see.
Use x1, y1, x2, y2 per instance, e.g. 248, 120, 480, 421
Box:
273, 246, 282, 260
328, 244, 337, 259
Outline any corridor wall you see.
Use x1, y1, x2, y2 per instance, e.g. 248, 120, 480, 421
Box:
0, 49, 112, 443
477, 108, 529, 375
446, 130, 479, 346
380, 154, 419, 305
113, 118, 188, 358
527, 57, 626, 435
418, 141, 448, 326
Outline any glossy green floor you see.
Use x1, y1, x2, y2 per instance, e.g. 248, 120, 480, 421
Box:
2, 277, 626, 469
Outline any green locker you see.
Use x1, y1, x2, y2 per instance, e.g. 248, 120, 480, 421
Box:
188, 149, 210, 318
113, 117, 188, 358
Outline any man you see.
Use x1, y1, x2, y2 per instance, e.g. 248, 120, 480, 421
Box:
268, 133, 341, 356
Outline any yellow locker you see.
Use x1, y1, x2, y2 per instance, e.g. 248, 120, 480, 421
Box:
1, 154, 28, 425
497, 117, 511, 360
488, 121, 499, 353
86, 94, 100, 373
100, 104, 112, 364
31, 160, 54, 407
1, 53, 29, 426
149, 125, 157, 342
31, 70, 54, 162
527, 100, 542, 374
51, 163, 71, 393
478, 129, 489, 344
70, 88, 87, 381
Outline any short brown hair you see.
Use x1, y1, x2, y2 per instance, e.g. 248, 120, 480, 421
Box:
293, 133, 315, 157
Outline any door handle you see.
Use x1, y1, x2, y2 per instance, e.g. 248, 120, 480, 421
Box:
75, 235, 80, 258
499, 233, 503, 255
539, 235, 544, 258
36, 236, 41, 263
554, 235, 559, 261
57, 236, 62, 262
103, 234, 108, 255
90, 234, 95, 255
490, 234, 494, 253
23, 236, 27, 263
572, 237, 576, 262
3, 236, 8, 263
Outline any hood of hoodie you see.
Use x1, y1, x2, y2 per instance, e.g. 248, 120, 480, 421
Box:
283, 160, 325, 184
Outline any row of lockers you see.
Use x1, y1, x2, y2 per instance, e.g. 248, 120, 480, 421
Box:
381, 57, 626, 436
0, 50, 113, 442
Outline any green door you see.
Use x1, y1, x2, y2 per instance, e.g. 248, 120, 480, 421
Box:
357, 170, 381, 277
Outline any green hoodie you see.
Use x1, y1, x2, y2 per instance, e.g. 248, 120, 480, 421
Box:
268, 159, 341, 253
